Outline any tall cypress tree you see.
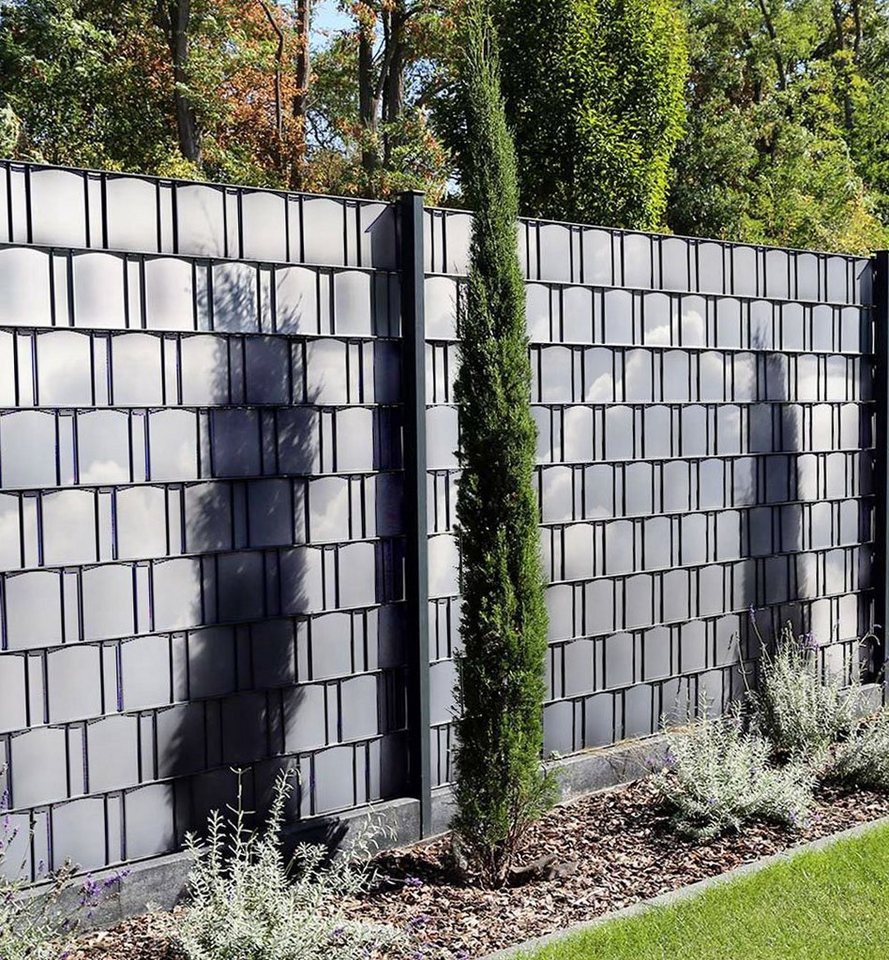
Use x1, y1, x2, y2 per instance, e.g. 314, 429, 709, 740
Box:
450, 0, 553, 887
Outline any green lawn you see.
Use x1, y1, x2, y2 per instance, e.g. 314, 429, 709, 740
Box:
521, 822, 889, 960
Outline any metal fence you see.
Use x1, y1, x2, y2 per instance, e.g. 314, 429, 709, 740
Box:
0, 160, 880, 881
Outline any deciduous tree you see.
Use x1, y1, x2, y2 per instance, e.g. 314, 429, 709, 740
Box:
306, 0, 455, 199
667, 0, 889, 253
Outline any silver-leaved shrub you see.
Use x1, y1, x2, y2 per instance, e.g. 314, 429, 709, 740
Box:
654, 711, 814, 839
754, 622, 858, 761
1, 775, 119, 960
172, 772, 400, 960
0, 839, 68, 960
827, 710, 889, 792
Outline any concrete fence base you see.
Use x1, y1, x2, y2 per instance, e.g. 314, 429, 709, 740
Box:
28, 731, 671, 928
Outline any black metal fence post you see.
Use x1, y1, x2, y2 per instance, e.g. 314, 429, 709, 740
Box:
872, 250, 889, 697
398, 190, 433, 836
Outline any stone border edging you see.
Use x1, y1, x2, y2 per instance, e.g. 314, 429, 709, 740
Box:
27, 683, 884, 932
483, 814, 889, 959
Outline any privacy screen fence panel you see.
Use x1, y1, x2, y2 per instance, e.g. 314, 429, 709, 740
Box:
0, 163, 410, 879
0, 161, 881, 881
424, 210, 877, 786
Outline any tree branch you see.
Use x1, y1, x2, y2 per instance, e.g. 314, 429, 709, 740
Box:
756, 0, 787, 91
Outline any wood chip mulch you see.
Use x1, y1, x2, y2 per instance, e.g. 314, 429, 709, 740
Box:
67, 779, 889, 960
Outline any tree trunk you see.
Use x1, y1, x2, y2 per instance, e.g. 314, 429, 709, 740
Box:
382, 3, 406, 167
291, 0, 311, 190
257, 0, 285, 175
155, 1, 201, 163
831, 1, 854, 134
831, 0, 846, 49
358, 22, 379, 176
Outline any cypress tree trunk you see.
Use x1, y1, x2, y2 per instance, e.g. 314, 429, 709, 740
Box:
451, 0, 553, 887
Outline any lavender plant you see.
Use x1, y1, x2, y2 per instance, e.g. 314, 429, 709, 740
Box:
172, 772, 400, 960
653, 711, 814, 839
826, 710, 889, 792
754, 622, 858, 761
0, 777, 122, 960
1, 779, 67, 960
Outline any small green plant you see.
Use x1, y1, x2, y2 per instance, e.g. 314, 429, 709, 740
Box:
654, 711, 814, 839
1, 778, 69, 960
827, 711, 889, 792
754, 622, 858, 761
172, 771, 399, 960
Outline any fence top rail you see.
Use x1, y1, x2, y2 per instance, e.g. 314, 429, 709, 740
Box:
2, 157, 873, 264
0, 157, 392, 209
426, 204, 872, 264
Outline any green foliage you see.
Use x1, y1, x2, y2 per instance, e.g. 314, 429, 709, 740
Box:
492, 0, 688, 228
668, 0, 889, 253
5, 0, 889, 251
656, 621, 868, 841
827, 710, 889, 792
754, 623, 858, 762
450, 0, 554, 887
0, 0, 169, 170
173, 772, 398, 960
0, 104, 23, 157
0, 0, 454, 198
654, 711, 815, 839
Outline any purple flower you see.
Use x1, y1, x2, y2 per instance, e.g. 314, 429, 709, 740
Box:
79, 875, 104, 907
79, 867, 129, 908
800, 632, 819, 652
104, 868, 129, 889
408, 914, 430, 930
405, 874, 424, 888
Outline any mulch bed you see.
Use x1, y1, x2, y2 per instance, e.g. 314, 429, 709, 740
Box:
68, 779, 889, 960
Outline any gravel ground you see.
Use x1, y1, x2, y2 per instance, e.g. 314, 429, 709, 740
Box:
67, 779, 889, 960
